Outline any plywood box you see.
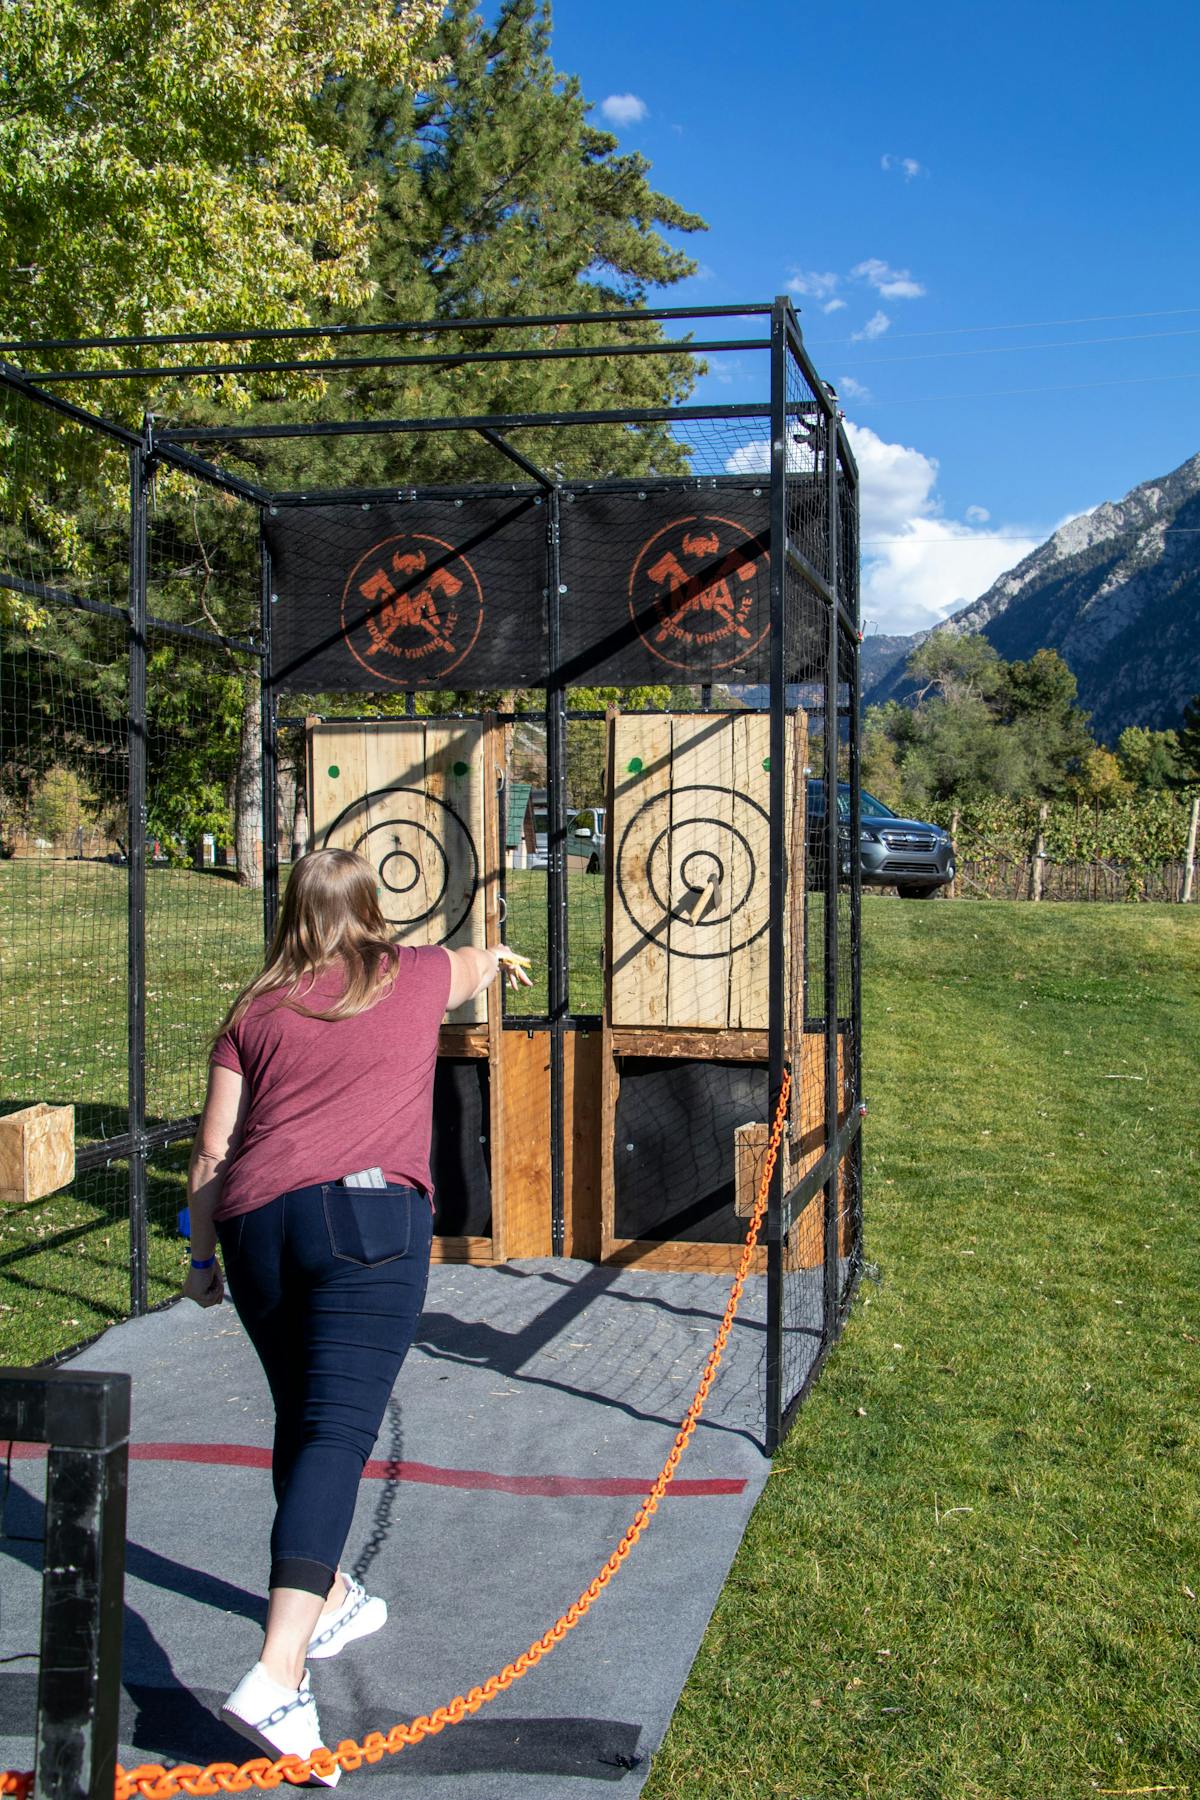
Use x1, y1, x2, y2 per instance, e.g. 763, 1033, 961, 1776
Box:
0, 1104, 75, 1205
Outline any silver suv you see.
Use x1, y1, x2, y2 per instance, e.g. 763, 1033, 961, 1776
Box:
808, 781, 955, 898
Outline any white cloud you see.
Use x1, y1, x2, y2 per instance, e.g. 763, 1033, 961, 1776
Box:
882, 153, 925, 180
724, 421, 1044, 635
846, 422, 1041, 635
723, 436, 818, 477
852, 258, 926, 300
823, 298, 847, 313
600, 93, 648, 126
965, 504, 991, 524
852, 310, 891, 342
724, 441, 769, 477
787, 269, 841, 302
837, 374, 872, 401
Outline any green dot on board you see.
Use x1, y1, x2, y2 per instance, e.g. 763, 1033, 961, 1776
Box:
453, 761, 469, 776
627, 757, 644, 774
762, 757, 771, 771
327, 764, 340, 778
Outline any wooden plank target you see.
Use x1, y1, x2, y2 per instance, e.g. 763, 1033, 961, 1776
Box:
308, 719, 490, 1024
609, 712, 805, 1030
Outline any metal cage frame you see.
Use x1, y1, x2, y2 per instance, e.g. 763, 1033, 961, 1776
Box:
0, 296, 862, 1450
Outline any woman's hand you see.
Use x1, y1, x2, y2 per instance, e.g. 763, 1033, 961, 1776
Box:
495, 945, 534, 990
182, 1260, 225, 1308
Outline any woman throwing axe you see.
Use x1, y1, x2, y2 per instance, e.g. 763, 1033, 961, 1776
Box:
181, 847, 531, 1779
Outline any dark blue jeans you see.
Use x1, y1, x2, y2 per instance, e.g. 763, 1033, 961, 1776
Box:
216, 1181, 433, 1598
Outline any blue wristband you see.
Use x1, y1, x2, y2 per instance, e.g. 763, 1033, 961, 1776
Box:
190, 1254, 217, 1270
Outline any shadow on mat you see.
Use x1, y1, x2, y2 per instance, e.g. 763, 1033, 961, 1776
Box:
417, 1265, 763, 1446
0, 1500, 263, 1632
120, 1698, 642, 1783
121, 1605, 253, 1768
326, 1715, 644, 1782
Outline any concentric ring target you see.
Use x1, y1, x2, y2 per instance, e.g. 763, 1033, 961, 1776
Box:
321, 786, 479, 941
616, 784, 770, 960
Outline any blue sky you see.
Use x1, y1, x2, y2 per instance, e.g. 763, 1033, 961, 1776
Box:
551, 0, 1200, 636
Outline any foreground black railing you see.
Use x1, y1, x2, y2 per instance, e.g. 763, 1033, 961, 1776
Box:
1, 1368, 130, 1800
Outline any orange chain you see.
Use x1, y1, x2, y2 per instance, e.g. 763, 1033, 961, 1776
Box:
3, 1069, 791, 1800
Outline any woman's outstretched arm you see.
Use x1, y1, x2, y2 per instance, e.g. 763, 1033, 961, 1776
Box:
442, 944, 533, 1011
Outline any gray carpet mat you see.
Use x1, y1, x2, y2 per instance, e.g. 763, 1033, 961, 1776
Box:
1, 1259, 819, 1796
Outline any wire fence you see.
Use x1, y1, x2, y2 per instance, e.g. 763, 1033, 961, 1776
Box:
951, 857, 1196, 903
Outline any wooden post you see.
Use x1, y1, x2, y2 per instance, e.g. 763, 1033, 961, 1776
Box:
950, 806, 960, 899
1029, 800, 1049, 902
1183, 791, 1199, 904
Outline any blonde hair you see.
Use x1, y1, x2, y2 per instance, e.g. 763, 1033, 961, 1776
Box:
217, 849, 399, 1035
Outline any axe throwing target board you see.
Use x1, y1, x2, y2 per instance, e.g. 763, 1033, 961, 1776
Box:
608, 710, 807, 1032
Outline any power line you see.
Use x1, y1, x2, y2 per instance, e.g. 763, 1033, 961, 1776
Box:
860, 527, 1200, 548
850, 369, 1200, 405
810, 304, 1200, 347
861, 537, 1038, 544
837, 327, 1200, 368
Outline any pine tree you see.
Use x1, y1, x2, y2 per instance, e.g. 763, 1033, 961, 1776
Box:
273, 0, 709, 491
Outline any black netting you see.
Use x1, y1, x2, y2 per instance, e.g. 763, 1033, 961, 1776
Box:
786, 344, 830, 576
1, 383, 138, 1351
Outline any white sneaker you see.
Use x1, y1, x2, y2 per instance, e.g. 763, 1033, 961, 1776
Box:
308, 1573, 388, 1661
220, 1662, 340, 1787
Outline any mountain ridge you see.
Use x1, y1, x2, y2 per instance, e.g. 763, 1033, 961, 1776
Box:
863, 451, 1200, 738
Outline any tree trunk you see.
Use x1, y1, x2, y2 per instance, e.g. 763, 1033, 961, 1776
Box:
1183, 792, 1199, 904
235, 674, 263, 890
276, 763, 296, 862
291, 782, 310, 862
1028, 801, 1049, 902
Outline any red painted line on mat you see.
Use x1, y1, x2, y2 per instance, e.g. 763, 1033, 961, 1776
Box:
1, 1440, 746, 1498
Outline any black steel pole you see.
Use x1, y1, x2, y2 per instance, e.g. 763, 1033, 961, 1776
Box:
260, 514, 279, 943
546, 490, 568, 1255
822, 386, 842, 1345
0, 1368, 132, 1800
127, 434, 149, 1318
845, 465, 865, 1276
2, 299, 774, 357
764, 297, 790, 1453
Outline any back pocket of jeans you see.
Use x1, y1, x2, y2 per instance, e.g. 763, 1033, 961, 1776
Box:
323, 1187, 413, 1266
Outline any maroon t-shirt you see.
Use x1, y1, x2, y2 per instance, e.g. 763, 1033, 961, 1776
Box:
209, 945, 452, 1221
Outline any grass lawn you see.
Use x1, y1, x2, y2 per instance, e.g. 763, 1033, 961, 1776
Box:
1, 859, 267, 1361
645, 896, 1200, 1800
502, 865, 606, 1015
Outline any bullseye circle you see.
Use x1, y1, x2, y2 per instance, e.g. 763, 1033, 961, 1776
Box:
321, 786, 478, 942
616, 784, 769, 960
378, 847, 423, 897
679, 849, 725, 892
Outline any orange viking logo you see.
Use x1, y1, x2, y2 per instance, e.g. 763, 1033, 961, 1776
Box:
340, 534, 484, 686
629, 513, 769, 671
